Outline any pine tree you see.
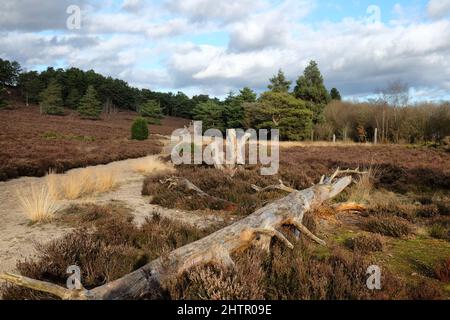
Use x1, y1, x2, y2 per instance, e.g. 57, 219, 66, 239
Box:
330, 88, 342, 101
139, 99, 163, 122
66, 88, 81, 109
40, 79, 64, 115
245, 91, 313, 141
238, 87, 257, 103
78, 85, 102, 119
192, 101, 225, 132
293, 61, 331, 123
268, 69, 292, 93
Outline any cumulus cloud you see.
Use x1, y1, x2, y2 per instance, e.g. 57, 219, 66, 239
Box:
228, 0, 314, 52
166, 0, 266, 23
1, 0, 449, 100
0, 0, 89, 31
427, 0, 450, 19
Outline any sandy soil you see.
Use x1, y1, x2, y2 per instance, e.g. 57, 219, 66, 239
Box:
0, 153, 221, 276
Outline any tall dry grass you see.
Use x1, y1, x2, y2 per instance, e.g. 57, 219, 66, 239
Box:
17, 183, 60, 223
348, 167, 378, 203
46, 167, 117, 200
131, 157, 174, 175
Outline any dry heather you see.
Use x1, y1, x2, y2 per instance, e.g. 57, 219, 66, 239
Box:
2, 203, 443, 300
1, 204, 221, 300
0, 102, 189, 181
17, 183, 60, 223
143, 145, 449, 216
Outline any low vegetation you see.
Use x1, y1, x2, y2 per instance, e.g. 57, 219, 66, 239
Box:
0, 104, 187, 181
46, 167, 117, 200
17, 183, 60, 223
131, 156, 175, 175
2, 203, 445, 300
131, 117, 149, 141
362, 216, 414, 238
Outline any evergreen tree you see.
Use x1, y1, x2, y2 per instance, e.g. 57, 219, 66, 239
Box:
78, 85, 102, 119
330, 88, 342, 101
18, 71, 44, 105
192, 101, 225, 132
66, 88, 81, 109
40, 79, 65, 115
238, 87, 257, 103
294, 61, 331, 123
139, 99, 163, 120
268, 69, 292, 93
0, 59, 21, 86
245, 91, 313, 141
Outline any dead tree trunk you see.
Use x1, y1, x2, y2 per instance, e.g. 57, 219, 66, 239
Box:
0, 169, 364, 300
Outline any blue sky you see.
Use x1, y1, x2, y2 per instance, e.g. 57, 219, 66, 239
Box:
1, 0, 450, 101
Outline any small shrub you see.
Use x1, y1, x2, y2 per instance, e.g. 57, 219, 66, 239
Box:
363, 216, 413, 238
345, 234, 384, 253
429, 224, 450, 241
17, 183, 59, 223
168, 250, 266, 300
407, 280, 443, 300
416, 204, 440, 218
434, 258, 450, 282
131, 117, 149, 141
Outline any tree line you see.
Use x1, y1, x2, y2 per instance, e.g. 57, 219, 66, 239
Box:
1, 58, 448, 143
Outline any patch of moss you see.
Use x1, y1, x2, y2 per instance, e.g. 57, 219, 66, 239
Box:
382, 236, 450, 278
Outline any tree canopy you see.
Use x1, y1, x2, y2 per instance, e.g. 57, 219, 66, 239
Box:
268, 69, 292, 93
294, 61, 331, 123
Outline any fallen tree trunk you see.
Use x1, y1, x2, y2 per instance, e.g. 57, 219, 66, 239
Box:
0, 169, 364, 300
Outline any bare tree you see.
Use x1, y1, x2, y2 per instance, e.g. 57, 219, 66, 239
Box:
379, 81, 410, 143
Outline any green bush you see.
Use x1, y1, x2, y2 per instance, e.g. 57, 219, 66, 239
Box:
131, 117, 149, 141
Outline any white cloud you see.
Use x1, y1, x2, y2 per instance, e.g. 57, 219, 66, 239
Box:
166, 0, 267, 23
427, 0, 450, 19
1, 0, 449, 101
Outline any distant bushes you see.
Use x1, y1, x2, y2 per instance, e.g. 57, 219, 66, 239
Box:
131, 117, 149, 141
324, 100, 450, 144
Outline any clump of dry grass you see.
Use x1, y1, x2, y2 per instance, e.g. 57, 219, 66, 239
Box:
348, 167, 377, 203
131, 156, 174, 175
46, 167, 117, 200
17, 183, 60, 223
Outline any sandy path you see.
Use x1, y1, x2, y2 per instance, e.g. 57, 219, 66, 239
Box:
0, 153, 222, 276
